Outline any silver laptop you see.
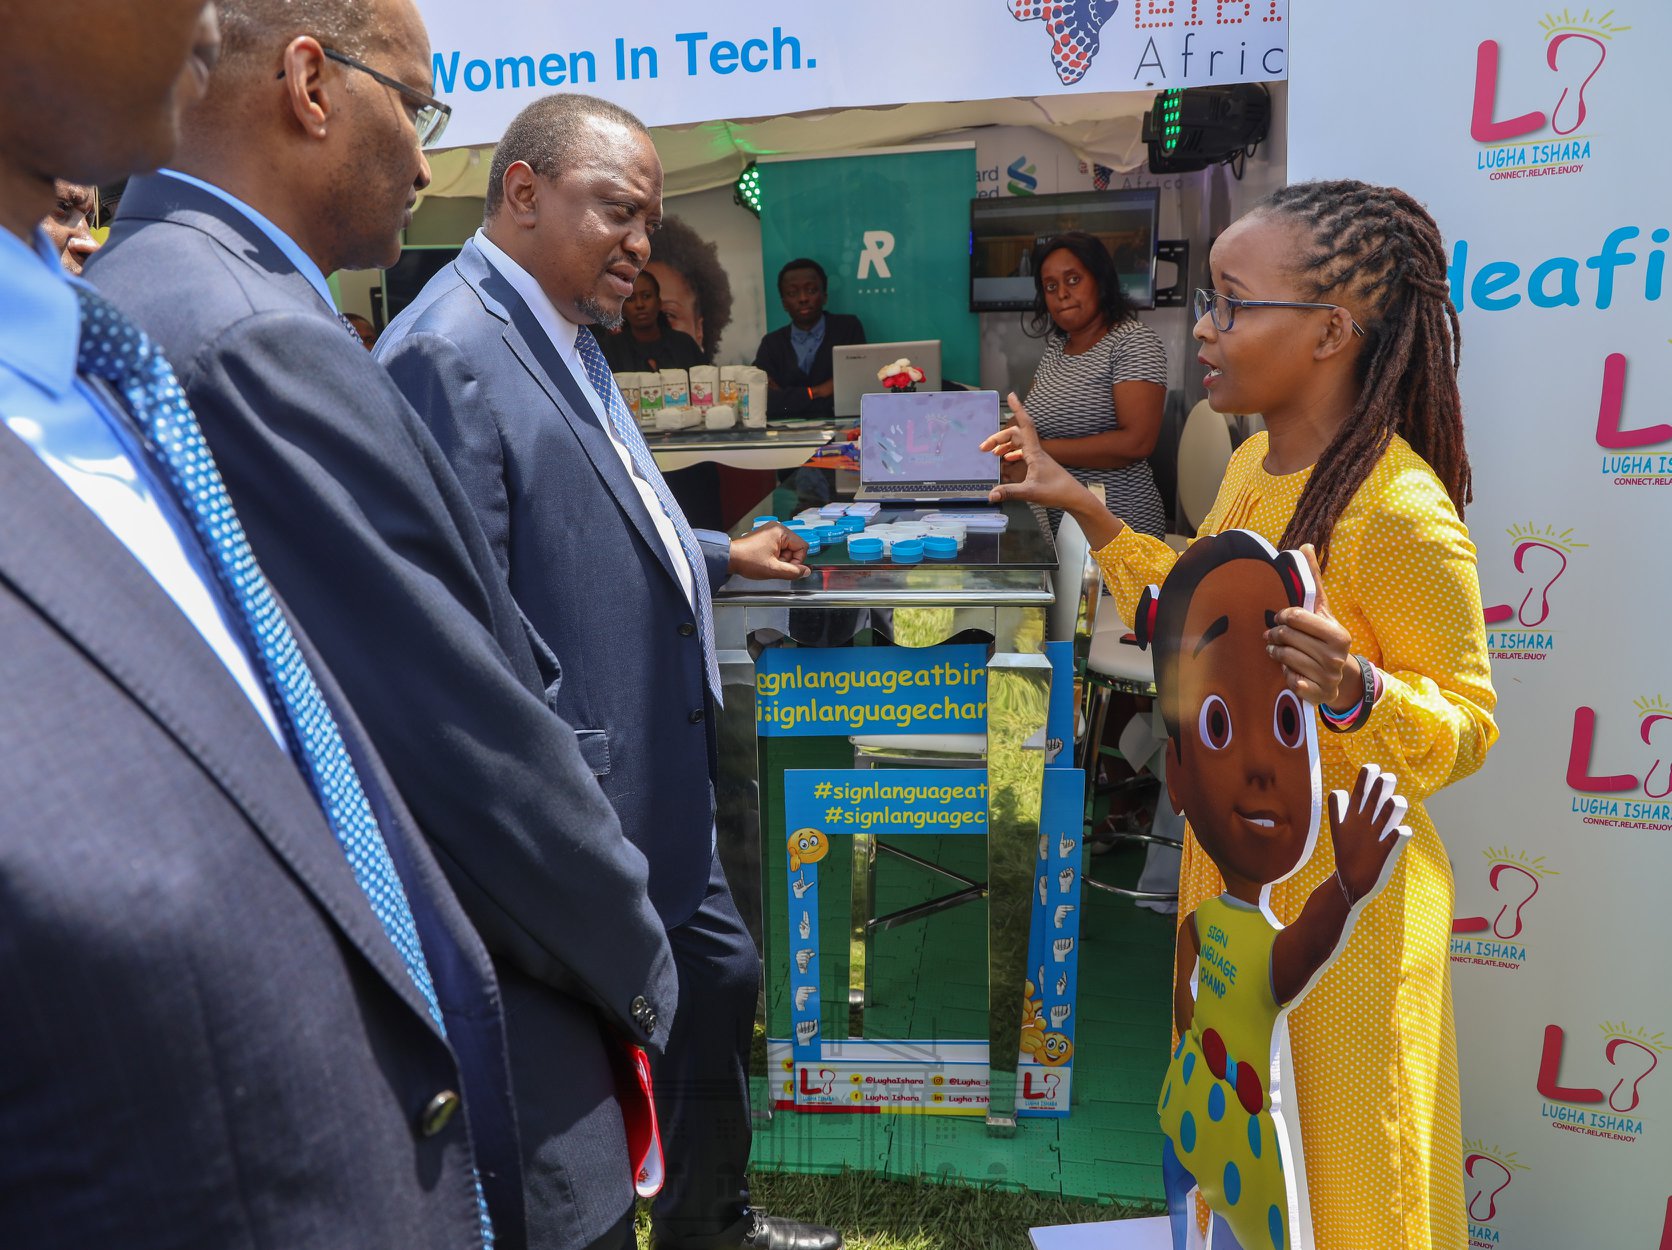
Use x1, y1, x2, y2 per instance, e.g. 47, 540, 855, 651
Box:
855, 390, 1002, 503
831, 340, 943, 418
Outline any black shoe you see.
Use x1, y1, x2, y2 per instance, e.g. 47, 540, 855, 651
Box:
738, 1210, 844, 1250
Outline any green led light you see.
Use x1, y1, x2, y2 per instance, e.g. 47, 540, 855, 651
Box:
734, 161, 762, 216
1160, 87, 1185, 152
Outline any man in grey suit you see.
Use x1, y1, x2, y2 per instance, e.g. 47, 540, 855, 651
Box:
377, 95, 840, 1250
0, 0, 521, 1245
87, 4, 675, 1249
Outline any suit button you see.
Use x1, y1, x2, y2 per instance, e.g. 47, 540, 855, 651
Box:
631, 995, 658, 1033
419, 1090, 460, 1138
678, 622, 696, 637
688, 708, 705, 724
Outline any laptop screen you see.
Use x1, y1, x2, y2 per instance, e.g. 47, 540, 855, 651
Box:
858, 391, 1002, 487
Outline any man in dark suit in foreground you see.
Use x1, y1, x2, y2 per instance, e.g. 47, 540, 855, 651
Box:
87, 5, 676, 1248
753, 258, 866, 419
0, 0, 520, 1245
375, 94, 841, 1250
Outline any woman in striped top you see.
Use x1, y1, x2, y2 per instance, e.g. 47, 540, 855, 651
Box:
1016, 231, 1170, 536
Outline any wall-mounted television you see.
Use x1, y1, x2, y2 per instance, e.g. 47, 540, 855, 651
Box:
379, 243, 462, 323
969, 188, 1160, 312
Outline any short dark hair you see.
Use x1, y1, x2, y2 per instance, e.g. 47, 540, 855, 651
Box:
485, 92, 649, 217
650, 216, 734, 359
216, 0, 380, 69
777, 258, 827, 293
1024, 230, 1136, 338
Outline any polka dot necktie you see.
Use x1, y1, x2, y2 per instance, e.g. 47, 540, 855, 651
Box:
574, 327, 721, 703
75, 287, 493, 1248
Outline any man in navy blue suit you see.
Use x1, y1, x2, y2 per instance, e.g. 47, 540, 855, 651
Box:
753, 259, 866, 420
377, 94, 842, 1250
0, 0, 521, 1245
88, 7, 678, 1250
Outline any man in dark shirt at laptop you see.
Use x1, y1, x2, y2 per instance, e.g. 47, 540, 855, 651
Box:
753, 258, 864, 419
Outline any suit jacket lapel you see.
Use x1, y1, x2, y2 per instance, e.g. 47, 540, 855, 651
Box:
115, 175, 333, 321
0, 428, 444, 1037
457, 243, 687, 597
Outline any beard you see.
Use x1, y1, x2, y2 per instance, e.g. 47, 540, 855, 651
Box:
578, 290, 625, 330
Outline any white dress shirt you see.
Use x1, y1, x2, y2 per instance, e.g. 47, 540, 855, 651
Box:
470, 229, 697, 611
0, 227, 285, 746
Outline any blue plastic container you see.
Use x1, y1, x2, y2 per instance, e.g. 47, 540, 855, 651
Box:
923, 534, 959, 559
848, 537, 884, 562
837, 515, 867, 535
814, 525, 844, 545
890, 538, 924, 564
751, 515, 779, 529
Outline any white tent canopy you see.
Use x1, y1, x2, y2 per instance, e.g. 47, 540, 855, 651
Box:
421, 91, 1157, 204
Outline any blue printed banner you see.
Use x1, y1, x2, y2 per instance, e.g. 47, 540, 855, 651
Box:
787, 770, 990, 844
781, 765, 1085, 1119
783, 769, 989, 1060
1043, 640, 1074, 770
1019, 767, 1087, 1116
756, 644, 988, 738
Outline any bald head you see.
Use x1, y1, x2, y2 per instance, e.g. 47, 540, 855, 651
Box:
215, 0, 382, 75
485, 93, 649, 218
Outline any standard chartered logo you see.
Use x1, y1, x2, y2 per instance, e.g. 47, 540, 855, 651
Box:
857, 230, 895, 280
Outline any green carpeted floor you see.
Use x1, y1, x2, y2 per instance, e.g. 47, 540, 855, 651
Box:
747, 734, 1176, 1209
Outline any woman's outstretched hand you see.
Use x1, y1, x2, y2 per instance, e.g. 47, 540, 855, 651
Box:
981, 394, 1124, 547
983, 394, 1086, 507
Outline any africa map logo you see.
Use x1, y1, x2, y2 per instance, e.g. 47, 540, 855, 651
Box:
1009, 0, 1120, 84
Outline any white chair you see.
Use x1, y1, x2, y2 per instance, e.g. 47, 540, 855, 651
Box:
1171, 399, 1235, 541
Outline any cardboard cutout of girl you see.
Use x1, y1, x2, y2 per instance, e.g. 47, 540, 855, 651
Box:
1142, 531, 1412, 1250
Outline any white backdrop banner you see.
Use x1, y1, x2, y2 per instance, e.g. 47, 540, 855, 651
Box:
415, 0, 1289, 147
1290, 4, 1670, 1248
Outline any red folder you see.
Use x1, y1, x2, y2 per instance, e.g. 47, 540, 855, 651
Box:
611, 1043, 665, 1197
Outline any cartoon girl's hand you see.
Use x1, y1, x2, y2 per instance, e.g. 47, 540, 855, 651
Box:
1264, 544, 1357, 709
1328, 763, 1412, 905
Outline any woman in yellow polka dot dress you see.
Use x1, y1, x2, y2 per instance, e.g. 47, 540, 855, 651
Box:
983, 180, 1497, 1248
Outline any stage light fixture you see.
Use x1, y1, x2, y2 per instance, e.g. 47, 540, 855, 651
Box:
1142, 84, 1271, 176
733, 161, 762, 216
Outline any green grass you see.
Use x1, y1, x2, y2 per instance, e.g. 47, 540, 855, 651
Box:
634, 1170, 1162, 1250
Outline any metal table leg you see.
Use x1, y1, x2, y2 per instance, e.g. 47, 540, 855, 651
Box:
714, 632, 769, 1123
